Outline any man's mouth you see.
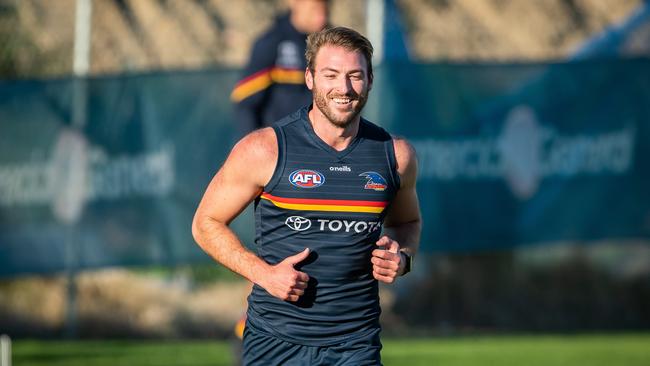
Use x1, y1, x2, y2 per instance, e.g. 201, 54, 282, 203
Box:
332, 97, 353, 105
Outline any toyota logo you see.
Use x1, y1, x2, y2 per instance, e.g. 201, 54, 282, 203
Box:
285, 216, 311, 231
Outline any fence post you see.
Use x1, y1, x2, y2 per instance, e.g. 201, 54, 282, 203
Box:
0, 334, 11, 366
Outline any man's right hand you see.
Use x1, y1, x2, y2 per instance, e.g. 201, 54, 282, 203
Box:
260, 248, 311, 302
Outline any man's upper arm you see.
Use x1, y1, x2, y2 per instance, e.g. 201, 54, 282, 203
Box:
384, 137, 421, 228
193, 128, 277, 226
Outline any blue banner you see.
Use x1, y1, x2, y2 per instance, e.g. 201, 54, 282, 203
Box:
0, 70, 250, 275
1, 59, 649, 275
366, 59, 650, 251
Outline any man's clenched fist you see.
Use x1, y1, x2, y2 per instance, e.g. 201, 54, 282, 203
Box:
371, 236, 404, 284
260, 248, 310, 302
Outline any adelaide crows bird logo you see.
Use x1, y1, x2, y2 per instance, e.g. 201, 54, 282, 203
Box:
359, 172, 388, 191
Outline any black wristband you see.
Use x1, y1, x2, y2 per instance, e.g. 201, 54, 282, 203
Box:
400, 251, 412, 276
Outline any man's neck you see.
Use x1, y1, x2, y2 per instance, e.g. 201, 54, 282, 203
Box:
308, 107, 360, 152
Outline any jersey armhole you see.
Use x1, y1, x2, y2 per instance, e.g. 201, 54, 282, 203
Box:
385, 138, 401, 190
264, 125, 286, 192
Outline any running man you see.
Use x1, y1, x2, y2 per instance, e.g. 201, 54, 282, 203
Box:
228, 0, 330, 351
193, 26, 421, 365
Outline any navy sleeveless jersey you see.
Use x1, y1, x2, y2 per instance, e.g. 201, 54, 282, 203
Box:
246, 106, 400, 346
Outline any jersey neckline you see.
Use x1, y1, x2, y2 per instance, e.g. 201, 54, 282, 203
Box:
299, 106, 364, 161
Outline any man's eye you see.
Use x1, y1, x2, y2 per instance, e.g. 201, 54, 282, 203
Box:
350, 74, 362, 80
324, 74, 336, 79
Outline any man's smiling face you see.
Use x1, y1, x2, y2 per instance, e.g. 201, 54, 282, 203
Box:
307, 44, 372, 128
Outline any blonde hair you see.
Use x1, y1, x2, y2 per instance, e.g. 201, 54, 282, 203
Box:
305, 26, 373, 79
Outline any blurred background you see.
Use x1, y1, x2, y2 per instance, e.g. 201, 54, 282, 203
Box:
1, 0, 650, 364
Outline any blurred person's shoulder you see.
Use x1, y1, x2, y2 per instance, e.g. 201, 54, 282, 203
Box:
254, 13, 295, 46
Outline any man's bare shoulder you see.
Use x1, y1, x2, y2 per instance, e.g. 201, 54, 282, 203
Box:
226, 127, 278, 186
233, 127, 277, 157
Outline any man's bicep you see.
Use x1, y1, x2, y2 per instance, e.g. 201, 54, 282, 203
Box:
385, 138, 421, 227
384, 185, 420, 227
194, 131, 275, 226
196, 162, 262, 226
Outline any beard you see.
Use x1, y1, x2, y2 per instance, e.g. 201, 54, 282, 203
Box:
312, 82, 369, 128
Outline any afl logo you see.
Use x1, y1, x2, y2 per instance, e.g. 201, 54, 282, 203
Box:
285, 216, 312, 231
289, 169, 325, 188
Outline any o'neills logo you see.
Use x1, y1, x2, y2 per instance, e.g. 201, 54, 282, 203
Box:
289, 169, 325, 188
329, 165, 352, 172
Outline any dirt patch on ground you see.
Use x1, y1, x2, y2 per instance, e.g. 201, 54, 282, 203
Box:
0, 268, 400, 338
0, 269, 250, 338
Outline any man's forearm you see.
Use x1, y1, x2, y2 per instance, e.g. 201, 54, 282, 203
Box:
383, 219, 421, 256
192, 216, 269, 285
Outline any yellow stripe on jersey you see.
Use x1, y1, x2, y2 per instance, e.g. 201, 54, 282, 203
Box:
231, 68, 304, 102
260, 194, 386, 214
270, 68, 304, 84
230, 69, 273, 102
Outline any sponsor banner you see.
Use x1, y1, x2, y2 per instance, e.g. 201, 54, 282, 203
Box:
1, 60, 649, 275
0, 70, 246, 275
365, 59, 650, 251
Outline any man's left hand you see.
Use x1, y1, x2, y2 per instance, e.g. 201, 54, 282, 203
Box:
371, 236, 404, 284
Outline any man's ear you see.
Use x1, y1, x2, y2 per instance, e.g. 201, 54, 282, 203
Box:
368, 72, 373, 91
305, 68, 314, 90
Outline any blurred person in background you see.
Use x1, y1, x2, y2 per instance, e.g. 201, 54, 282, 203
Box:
230, 0, 330, 137
194, 26, 421, 365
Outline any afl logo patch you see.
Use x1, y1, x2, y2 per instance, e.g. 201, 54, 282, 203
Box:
289, 169, 325, 188
359, 172, 388, 191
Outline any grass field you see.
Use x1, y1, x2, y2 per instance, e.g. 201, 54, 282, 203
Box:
10, 333, 650, 366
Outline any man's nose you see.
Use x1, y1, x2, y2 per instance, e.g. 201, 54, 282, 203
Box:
333, 76, 353, 94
